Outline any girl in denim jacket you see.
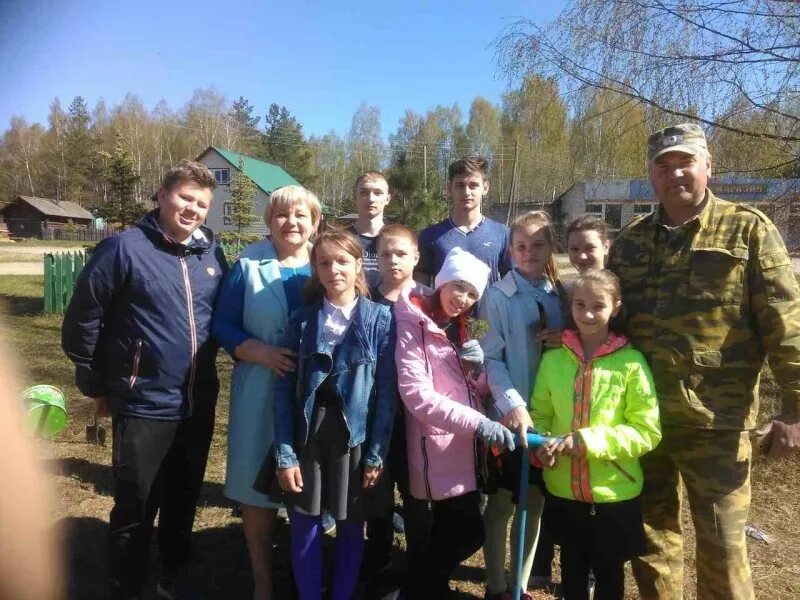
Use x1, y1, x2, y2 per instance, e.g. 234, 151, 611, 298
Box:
272, 231, 396, 600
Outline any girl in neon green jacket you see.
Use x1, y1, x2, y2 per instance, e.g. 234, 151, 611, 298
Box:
530, 269, 661, 600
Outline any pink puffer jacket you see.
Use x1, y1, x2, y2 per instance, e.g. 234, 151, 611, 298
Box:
394, 290, 490, 501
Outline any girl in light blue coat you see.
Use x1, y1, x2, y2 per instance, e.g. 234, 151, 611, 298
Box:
480, 210, 565, 599
213, 185, 320, 600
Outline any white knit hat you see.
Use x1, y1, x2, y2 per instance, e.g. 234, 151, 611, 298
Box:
434, 247, 491, 300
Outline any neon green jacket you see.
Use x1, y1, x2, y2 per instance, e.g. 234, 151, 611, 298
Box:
530, 330, 661, 503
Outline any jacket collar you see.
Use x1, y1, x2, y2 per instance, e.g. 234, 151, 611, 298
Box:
138, 209, 214, 256
493, 268, 556, 298
562, 329, 629, 362
303, 295, 373, 357
651, 189, 717, 234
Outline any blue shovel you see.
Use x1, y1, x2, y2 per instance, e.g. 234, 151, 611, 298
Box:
510, 430, 554, 600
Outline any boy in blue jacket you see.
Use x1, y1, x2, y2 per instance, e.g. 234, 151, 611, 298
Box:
62, 160, 227, 600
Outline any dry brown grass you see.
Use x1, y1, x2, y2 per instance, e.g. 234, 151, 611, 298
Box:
2, 274, 798, 599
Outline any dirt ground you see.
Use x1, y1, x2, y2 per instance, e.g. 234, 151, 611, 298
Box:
0, 243, 84, 275
1, 274, 798, 599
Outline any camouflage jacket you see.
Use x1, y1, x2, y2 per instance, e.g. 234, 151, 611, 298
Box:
609, 191, 800, 430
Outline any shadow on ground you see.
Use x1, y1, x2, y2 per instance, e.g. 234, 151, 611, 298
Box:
59, 512, 483, 599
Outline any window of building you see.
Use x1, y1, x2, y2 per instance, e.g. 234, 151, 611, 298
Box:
223, 202, 234, 225
212, 168, 230, 185
605, 204, 622, 230
633, 203, 655, 214
585, 203, 603, 215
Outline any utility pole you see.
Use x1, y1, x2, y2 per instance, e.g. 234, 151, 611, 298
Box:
423, 144, 428, 194
505, 138, 519, 226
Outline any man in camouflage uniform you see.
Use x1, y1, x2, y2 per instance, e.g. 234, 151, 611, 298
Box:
609, 123, 800, 599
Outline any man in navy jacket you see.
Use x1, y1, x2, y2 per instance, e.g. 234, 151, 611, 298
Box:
62, 160, 227, 600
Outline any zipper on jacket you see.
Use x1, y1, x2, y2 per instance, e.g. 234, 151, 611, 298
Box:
610, 459, 636, 482
129, 339, 142, 390
421, 436, 433, 500
179, 256, 198, 416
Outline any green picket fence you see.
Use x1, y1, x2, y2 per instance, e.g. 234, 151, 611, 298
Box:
43, 252, 87, 314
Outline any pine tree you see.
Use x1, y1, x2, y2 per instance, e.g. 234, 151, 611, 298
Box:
262, 103, 314, 184
230, 96, 261, 154
98, 132, 145, 229
224, 158, 259, 252
65, 96, 96, 205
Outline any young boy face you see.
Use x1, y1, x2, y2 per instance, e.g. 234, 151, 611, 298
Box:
355, 176, 390, 219
378, 235, 419, 286
447, 171, 489, 213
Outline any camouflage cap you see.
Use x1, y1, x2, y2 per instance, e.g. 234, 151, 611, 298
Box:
647, 123, 708, 162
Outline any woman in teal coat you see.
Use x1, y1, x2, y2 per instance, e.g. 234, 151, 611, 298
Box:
213, 185, 321, 600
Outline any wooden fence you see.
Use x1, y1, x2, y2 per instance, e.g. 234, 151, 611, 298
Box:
43, 252, 86, 314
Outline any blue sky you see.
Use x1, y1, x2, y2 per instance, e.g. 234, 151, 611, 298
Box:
0, 0, 563, 139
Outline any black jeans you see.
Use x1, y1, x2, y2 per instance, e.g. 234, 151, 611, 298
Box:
405, 490, 484, 600
109, 405, 214, 598
364, 412, 433, 581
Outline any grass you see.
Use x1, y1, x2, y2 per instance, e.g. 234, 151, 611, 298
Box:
0, 274, 798, 599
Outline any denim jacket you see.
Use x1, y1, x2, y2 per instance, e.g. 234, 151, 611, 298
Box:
273, 295, 396, 470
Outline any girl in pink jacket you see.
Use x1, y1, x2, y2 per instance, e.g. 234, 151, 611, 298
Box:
395, 247, 515, 599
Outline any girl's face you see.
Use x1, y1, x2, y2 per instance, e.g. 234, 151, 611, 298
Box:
314, 243, 362, 299
571, 283, 620, 338
510, 223, 552, 279
270, 201, 316, 251
568, 230, 609, 273
438, 280, 479, 318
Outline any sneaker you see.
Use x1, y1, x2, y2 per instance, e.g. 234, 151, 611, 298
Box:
321, 511, 337, 535
155, 577, 204, 600
392, 512, 405, 534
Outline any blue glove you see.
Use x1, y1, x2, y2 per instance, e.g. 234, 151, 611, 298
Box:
459, 339, 484, 366
476, 420, 515, 451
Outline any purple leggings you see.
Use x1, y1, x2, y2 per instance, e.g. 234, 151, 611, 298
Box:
290, 510, 364, 600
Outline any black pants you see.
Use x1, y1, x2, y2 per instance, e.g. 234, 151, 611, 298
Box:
547, 495, 645, 600
405, 490, 484, 600
364, 411, 433, 581
531, 513, 555, 578
109, 406, 214, 598
561, 547, 623, 600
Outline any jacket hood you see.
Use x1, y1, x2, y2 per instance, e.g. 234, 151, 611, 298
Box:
394, 288, 447, 338
493, 268, 557, 298
561, 329, 629, 362
137, 209, 214, 255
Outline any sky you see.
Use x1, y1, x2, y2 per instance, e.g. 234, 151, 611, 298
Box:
0, 0, 564, 139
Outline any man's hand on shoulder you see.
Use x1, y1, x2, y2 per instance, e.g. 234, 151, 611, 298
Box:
757, 416, 800, 457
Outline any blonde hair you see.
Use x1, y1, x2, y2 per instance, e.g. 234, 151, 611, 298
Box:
265, 185, 322, 228
510, 210, 561, 286
305, 231, 370, 303
571, 269, 622, 303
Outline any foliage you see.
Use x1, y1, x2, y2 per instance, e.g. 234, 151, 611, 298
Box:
262, 103, 314, 184
390, 186, 448, 232
218, 231, 263, 264
225, 158, 259, 250
496, 0, 800, 170
97, 132, 147, 229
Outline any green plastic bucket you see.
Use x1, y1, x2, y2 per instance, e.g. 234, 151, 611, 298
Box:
22, 385, 68, 438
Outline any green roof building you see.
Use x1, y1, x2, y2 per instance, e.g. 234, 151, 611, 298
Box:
196, 146, 330, 236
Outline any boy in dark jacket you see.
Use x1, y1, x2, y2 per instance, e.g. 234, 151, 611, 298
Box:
62, 160, 227, 600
